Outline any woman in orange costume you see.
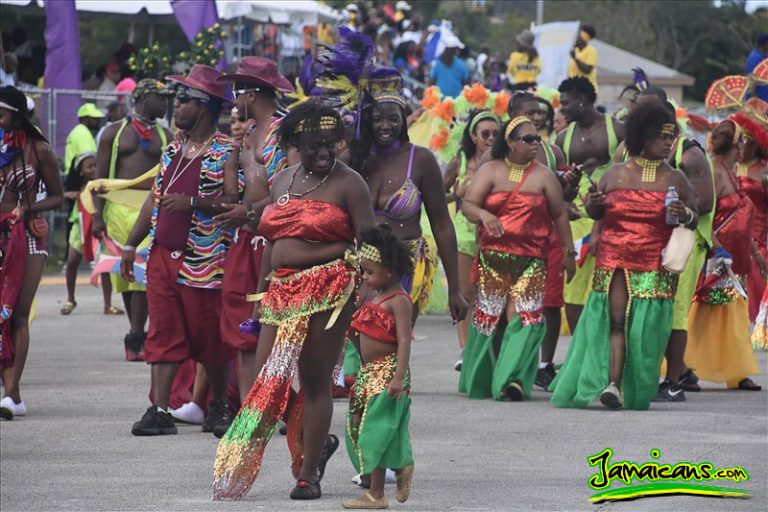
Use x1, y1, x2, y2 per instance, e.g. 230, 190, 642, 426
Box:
685, 120, 762, 390
213, 103, 374, 501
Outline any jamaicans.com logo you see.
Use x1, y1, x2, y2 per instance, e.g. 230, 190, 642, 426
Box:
587, 448, 751, 503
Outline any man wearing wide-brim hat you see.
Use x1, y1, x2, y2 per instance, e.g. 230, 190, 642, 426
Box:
122, 65, 239, 438
209, 56, 295, 435
91, 78, 172, 362
507, 29, 541, 91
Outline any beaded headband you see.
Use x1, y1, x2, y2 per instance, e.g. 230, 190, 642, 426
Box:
660, 123, 676, 136
505, 116, 532, 140
294, 115, 341, 134
469, 111, 500, 135
358, 243, 382, 263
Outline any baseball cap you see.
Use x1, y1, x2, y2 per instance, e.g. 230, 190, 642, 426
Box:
77, 103, 105, 118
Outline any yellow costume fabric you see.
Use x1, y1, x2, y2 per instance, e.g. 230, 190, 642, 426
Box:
507, 52, 541, 85
82, 166, 157, 293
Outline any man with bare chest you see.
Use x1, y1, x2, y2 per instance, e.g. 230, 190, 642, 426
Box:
92, 79, 171, 360
212, 57, 293, 406
555, 77, 624, 332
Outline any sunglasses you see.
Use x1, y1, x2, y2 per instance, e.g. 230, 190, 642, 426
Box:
511, 134, 541, 145
479, 129, 498, 140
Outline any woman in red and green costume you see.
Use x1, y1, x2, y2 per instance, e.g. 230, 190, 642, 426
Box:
213, 103, 374, 501
550, 100, 699, 410
459, 116, 575, 401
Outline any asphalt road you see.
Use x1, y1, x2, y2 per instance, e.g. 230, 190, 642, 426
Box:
1, 279, 766, 511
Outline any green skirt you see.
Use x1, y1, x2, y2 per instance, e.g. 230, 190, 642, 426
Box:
458, 317, 545, 400
346, 354, 413, 475
550, 268, 676, 410
343, 339, 362, 377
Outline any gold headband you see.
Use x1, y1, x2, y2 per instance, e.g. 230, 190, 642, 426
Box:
731, 122, 742, 146
358, 243, 382, 263
505, 116, 532, 140
580, 30, 592, 42
660, 123, 676, 136
295, 115, 340, 134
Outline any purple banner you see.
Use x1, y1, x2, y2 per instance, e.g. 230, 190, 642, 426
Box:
44, 0, 82, 156
171, 0, 220, 42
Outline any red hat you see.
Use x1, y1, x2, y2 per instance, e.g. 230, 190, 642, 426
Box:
166, 65, 232, 102
217, 57, 293, 93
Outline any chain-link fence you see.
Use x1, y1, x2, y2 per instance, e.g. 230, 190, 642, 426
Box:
18, 86, 131, 264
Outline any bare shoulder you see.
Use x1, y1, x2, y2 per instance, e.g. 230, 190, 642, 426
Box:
100, 122, 121, 143
337, 161, 369, 190
382, 292, 412, 314
413, 144, 439, 166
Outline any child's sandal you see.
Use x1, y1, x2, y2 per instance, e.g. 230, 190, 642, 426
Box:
342, 492, 389, 509
395, 464, 414, 503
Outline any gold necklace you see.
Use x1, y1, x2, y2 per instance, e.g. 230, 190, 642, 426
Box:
735, 159, 757, 177
505, 157, 531, 183
632, 156, 662, 183
165, 135, 215, 192
276, 162, 336, 206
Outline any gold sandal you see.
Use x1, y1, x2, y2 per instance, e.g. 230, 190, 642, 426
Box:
395, 464, 414, 503
60, 301, 77, 315
104, 306, 125, 315
342, 492, 389, 509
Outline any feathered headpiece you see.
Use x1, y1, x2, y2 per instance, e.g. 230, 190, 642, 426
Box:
632, 67, 649, 92
733, 111, 768, 150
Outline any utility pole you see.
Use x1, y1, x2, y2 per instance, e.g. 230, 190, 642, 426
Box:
536, 0, 544, 25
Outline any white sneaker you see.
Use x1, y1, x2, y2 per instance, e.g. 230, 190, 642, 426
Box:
385, 468, 396, 483
169, 401, 205, 424
454, 354, 463, 372
600, 382, 623, 410
0, 396, 22, 420
351, 473, 363, 485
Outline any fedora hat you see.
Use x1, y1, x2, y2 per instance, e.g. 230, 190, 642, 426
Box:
217, 57, 293, 94
516, 30, 535, 48
166, 64, 232, 102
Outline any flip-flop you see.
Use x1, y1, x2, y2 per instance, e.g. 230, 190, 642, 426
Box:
60, 301, 77, 315
737, 378, 762, 391
289, 479, 321, 500
104, 306, 125, 315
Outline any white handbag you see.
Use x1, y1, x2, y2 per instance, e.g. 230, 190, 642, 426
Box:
661, 226, 696, 273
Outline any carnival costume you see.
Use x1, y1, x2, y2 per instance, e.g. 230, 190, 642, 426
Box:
346, 292, 414, 476
213, 198, 359, 500
459, 158, 550, 400
561, 114, 619, 305
100, 117, 167, 293
550, 187, 679, 410
685, 183, 759, 385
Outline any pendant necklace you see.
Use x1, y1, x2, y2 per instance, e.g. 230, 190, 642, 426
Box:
277, 161, 336, 206
166, 134, 214, 192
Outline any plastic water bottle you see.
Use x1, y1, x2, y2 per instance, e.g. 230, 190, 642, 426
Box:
665, 186, 679, 225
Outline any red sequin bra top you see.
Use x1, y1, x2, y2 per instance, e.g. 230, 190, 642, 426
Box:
259, 198, 354, 243
350, 291, 412, 344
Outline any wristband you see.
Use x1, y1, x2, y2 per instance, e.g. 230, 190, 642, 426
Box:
123, 245, 136, 252
564, 248, 577, 257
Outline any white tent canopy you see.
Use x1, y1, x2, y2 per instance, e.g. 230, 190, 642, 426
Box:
0, 0, 341, 23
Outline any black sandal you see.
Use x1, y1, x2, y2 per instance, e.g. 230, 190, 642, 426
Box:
737, 378, 762, 391
289, 479, 321, 500
317, 433, 339, 481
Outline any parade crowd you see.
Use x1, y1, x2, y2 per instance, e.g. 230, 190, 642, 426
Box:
1, 21, 767, 510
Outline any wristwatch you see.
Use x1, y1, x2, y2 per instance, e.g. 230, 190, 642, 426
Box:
246, 203, 258, 221
190, 196, 200, 209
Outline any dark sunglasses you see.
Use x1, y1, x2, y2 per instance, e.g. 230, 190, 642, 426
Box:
479, 129, 498, 140
511, 134, 541, 145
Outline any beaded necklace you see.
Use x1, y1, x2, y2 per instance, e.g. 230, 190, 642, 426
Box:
735, 159, 758, 177
277, 162, 336, 206
632, 156, 662, 182
505, 157, 533, 183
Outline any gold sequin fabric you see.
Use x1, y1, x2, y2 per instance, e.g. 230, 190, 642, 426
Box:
349, 354, 411, 416
213, 257, 359, 501
473, 250, 546, 335
592, 266, 678, 299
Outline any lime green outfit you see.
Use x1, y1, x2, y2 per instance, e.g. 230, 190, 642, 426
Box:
669, 139, 714, 331
64, 124, 96, 174
561, 114, 619, 305
102, 119, 166, 293
453, 152, 478, 257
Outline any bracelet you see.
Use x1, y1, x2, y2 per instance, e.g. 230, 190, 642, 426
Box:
564, 248, 577, 257
123, 245, 136, 252
681, 207, 695, 226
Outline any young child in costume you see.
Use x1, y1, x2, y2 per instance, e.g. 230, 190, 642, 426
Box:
343, 225, 415, 510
